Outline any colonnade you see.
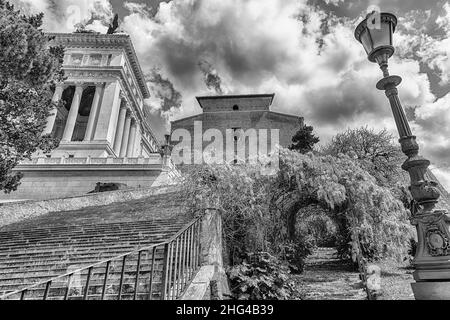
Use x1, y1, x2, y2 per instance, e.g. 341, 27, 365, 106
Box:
43, 82, 142, 158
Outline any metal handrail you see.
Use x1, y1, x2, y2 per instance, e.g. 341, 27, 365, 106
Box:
160, 208, 219, 300
0, 209, 215, 301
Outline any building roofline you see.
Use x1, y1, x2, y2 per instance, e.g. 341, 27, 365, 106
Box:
170, 110, 302, 126
47, 33, 150, 99
196, 93, 275, 108
171, 113, 204, 125
268, 111, 302, 120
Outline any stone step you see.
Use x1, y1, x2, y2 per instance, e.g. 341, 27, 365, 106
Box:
0, 256, 167, 274
0, 218, 184, 230
0, 225, 184, 242
0, 249, 165, 266
0, 258, 167, 274
0, 189, 192, 299
0, 237, 171, 255
1, 282, 166, 300
0, 270, 165, 286
0, 242, 167, 256
0, 265, 166, 281
0, 217, 184, 231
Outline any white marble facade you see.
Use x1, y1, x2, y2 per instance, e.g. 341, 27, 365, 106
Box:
42, 33, 160, 159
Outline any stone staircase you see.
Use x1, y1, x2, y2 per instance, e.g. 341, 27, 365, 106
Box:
295, 248, 367, 300
0, 190, 191, 300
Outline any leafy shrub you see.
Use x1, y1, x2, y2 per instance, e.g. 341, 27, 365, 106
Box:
179, 146, 413, 270
179, 163, 276, 265
227, 252, 302, 300
279, 148, 414, 262
280, 238, 315, 274
408, 238, 417, 258
404, 238, 418, 268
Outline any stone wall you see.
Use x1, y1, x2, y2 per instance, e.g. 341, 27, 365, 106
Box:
171, 111, 302, 164
0, 185, 178, 229
181, 209, 230, 300
0, 168, 164, 201
0, 155, 180, 202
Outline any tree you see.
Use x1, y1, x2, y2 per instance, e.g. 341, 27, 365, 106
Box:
322, 127, 407, 187
0, 1, 64, 193
277, 148, 413, 261
289, 121, 320, 154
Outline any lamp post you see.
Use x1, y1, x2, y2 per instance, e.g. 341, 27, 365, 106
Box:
355, 12, 450, 300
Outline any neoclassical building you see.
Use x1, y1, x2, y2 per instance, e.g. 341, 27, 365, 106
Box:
44, 33, 159, 158
0, 33, 176, 202
171, 94, 303, 164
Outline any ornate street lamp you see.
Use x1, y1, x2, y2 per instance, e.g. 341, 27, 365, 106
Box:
355, 12, 450, 300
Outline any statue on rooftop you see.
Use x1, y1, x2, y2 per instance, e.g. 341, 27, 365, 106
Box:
107, 14, 119, 34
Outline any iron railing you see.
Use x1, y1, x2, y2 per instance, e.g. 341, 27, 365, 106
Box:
0, 213, 206, 301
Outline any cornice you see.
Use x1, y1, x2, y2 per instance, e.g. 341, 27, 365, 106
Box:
48, 33, 150, 99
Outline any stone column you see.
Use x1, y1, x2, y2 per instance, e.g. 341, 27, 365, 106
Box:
134, 125, 142, 158
61, 85, 84, 142
93, 80, 121, 145
113, 102, 127, 155
119, 114, 132, 157
139, 143, 143, 158
43, 84, 64, 136
84, 83, 104, 142
126, 120, 137, 157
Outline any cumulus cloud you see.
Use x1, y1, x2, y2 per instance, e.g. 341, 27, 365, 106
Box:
10, 0, 450, 186
146, 68, 183, 113
11, 0, 113, 33
123, 1, 152, 17
198, 59, 225, 95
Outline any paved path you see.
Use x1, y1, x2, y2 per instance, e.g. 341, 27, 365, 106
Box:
295, 247, 367, 300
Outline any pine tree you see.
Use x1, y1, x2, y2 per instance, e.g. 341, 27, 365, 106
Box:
289, 122, 320, 154
0, 1, 64, 193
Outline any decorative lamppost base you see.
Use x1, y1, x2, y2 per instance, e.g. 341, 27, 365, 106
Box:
412, 283, 450, 300
410, 210, 450, 300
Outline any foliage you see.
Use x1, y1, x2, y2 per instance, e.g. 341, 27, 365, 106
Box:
289, 122, 320, 154
278, 148, 414, 261
181, 146, 414, 266
322, 127, 407, 187
296, 205, 338, 248
0, 1, 64, 193
404, 238, 418, 268
279, 239, 315, 274
407, 238, 417, 258
180, 163, 275, 265
227, 252, 302, 300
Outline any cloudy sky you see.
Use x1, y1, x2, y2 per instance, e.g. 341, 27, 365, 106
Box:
11, 0, 450, 188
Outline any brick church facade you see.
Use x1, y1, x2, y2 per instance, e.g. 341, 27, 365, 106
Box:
170, 94, 303, 164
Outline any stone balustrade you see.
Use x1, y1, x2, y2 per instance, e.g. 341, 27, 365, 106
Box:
20, 154, 164, 166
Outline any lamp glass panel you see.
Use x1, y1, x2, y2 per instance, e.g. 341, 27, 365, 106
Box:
360, 29, 373, 54
369, 22, 392, 49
